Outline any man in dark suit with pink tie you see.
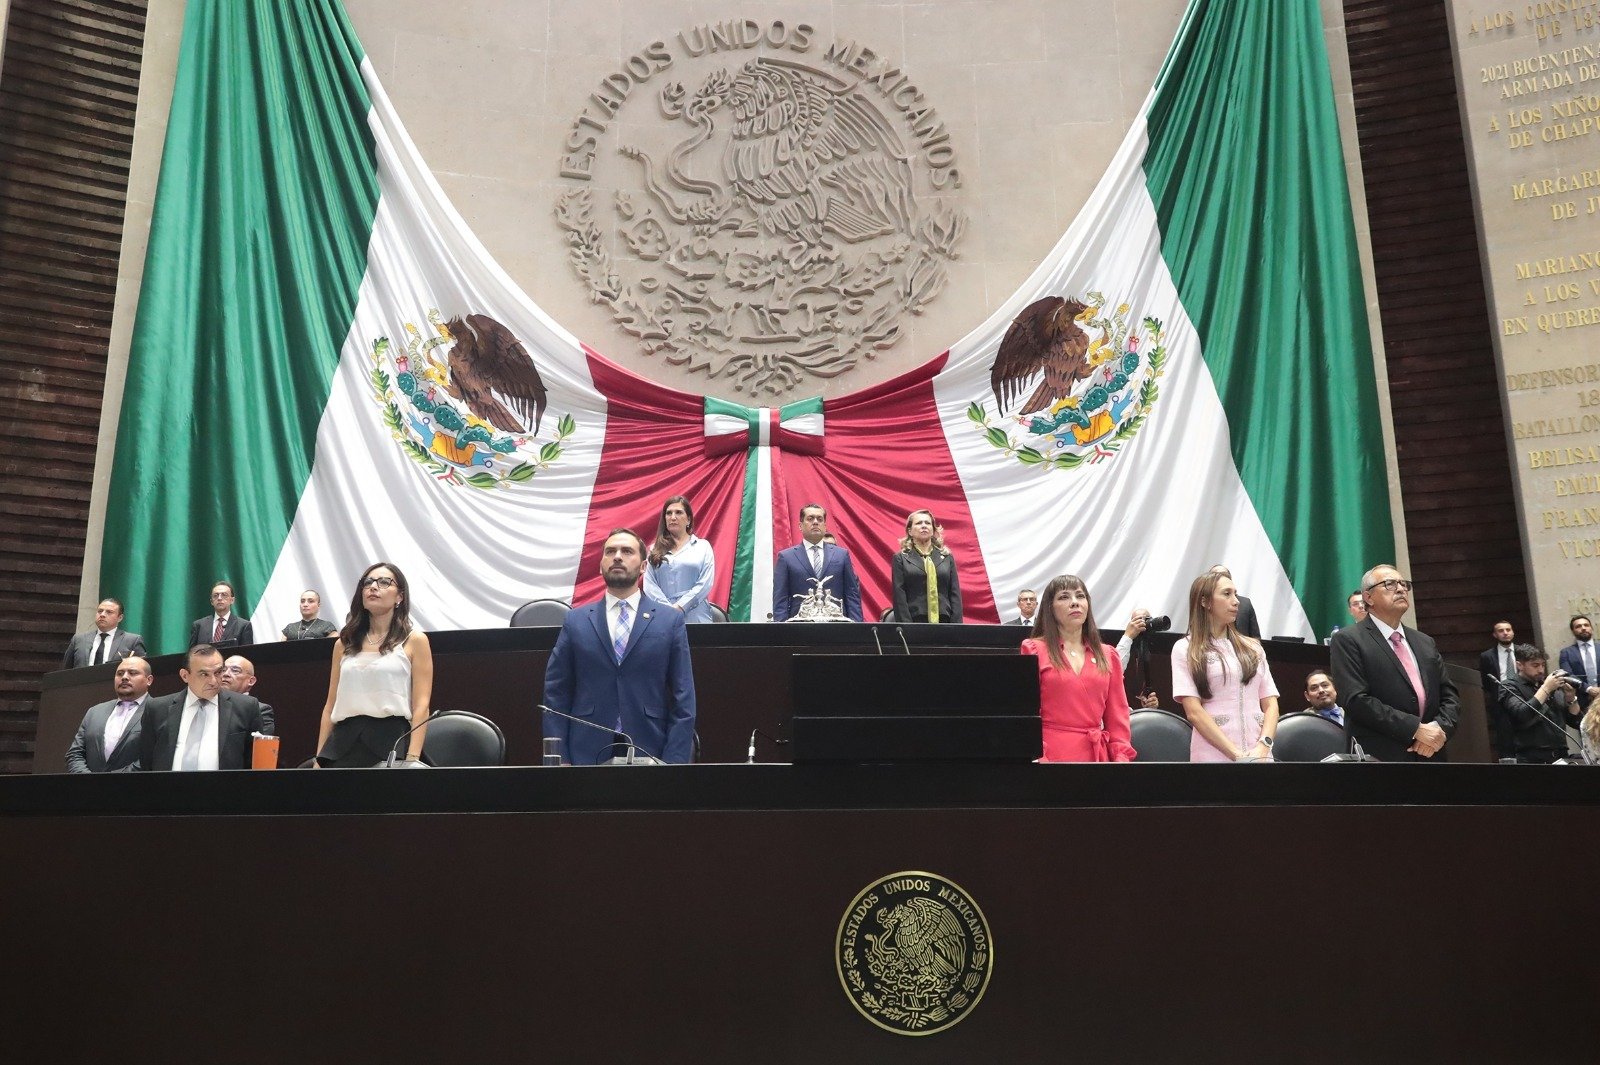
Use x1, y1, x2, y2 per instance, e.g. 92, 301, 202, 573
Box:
771, 504, 863, 622
1330, 564, 1459, 762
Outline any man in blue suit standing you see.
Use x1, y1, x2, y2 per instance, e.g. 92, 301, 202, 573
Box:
772, 504, 864, 622
542, 528, 697, 764
1557, 614, 1600, 711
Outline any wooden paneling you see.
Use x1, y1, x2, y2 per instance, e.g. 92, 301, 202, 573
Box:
1342, 0, 1532, 656
0, 0, 147, 773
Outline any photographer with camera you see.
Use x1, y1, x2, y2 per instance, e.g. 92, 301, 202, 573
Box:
1496, 643, 1581, 764
1116, 608, 1171, 710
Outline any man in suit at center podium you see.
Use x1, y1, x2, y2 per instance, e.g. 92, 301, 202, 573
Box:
542, 529, 697, 764
772, 503, 863, 622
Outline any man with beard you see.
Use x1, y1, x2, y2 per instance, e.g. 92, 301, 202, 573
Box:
66, 656, 153, 773
1497, 644, 1580, 763
540, 529, 697, 764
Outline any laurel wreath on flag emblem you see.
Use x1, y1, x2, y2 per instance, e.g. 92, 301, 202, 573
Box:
366, 310, 575, 490
969, 292, 1166, 471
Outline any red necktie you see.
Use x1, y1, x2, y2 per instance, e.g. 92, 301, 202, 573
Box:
213, 617, 225, 642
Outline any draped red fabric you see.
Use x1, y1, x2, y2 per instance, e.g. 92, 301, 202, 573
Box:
575, 348, 748, 609
773, 354, 998, 623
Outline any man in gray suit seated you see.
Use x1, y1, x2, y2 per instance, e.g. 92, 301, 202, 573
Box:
61, 598, 147, 670
65, 656, 153, 773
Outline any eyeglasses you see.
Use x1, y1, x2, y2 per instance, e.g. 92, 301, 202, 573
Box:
362, 576, 397, 589
1364, 579, 1414, 593
210, 591, 232, 600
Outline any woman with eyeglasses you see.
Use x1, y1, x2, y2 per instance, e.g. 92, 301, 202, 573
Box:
312, 562, 433, 767
644, 495, 717, 623
1171, 568, 1279, 762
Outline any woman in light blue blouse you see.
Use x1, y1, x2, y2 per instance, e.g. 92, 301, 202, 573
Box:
644, 495, 717, 623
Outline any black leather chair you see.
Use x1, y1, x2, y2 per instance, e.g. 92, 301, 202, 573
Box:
509, 598, 570, 626
1129, 709, 1192, 762
1271, 711, 1349, 762
422, 711, 506, 767
707, 602, 728, 623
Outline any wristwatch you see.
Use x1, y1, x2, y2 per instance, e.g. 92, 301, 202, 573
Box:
1259, 735, 1274, 749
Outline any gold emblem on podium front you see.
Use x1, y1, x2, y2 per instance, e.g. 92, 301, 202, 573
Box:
836, 871, 993, 1036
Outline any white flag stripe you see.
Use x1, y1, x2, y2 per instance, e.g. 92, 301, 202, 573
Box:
256, 61, 608, 636
935, 115, 1314, 640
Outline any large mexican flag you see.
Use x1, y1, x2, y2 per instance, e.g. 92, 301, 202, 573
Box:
104, 0, 1391, 651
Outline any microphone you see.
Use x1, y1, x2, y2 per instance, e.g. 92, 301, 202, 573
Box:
872, 627, 885, 655
538, 704, 663, 765
382, 710, 463, 767
895, 626, 911, 655
746, 727, 788, 764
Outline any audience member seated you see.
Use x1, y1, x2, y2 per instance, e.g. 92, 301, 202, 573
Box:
188, 580, 254, 648
137, 644, 274, 771
281, 589, 337, 640
65, 656, 152, 773
1497, 643, 1580, 764
889, 509, 962, 623
1347, 590, 1368, 626
1303, 669, 1343, 726
61, 597, 146, 669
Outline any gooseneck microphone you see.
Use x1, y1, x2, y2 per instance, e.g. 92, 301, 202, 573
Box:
538, 704, 663, 765
1492, 675, 1578, 752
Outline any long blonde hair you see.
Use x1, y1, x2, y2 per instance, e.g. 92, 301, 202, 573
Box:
1584, 705, 1600, 759
1184, 571, 1260, 700
1032, 574, 1108, 674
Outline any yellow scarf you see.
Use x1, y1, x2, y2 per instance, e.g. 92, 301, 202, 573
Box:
916, 546, 939, 623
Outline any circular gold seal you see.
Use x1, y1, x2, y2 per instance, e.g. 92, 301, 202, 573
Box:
836, 871, 993, 1036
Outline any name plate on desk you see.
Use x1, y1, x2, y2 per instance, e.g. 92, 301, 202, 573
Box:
790, 654, 1041, 763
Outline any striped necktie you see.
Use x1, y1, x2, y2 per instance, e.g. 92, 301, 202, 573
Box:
614, 601, 632, 663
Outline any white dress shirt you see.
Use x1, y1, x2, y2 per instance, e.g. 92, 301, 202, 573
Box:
1576, 639, 1596, 681
605, 590, 643, 647
91, 627, 120, 665
172, 690, 221, 771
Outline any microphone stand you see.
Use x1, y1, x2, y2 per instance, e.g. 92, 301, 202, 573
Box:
382, 710, 461, 767
1492, 676, 1578, 758
538, 705, 663, 765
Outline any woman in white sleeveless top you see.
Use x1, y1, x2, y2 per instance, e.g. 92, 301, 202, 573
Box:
313, 562, 434, 767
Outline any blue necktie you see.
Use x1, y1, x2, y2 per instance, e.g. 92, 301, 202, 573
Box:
614, 601, 632, 663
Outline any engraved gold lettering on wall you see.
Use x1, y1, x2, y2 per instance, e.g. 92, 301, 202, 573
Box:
1455, 1, 1600, 645
553, 20, 968, 394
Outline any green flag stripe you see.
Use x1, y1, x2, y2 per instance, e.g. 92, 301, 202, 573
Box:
101, 0, 378, 654
727, 447, 760, 622
1143, 0, 1393, 635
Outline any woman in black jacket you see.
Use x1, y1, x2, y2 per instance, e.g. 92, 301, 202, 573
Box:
890, 509, 962, 623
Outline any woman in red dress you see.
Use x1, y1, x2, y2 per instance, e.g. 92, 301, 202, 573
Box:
1023, 574, 1137, 762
